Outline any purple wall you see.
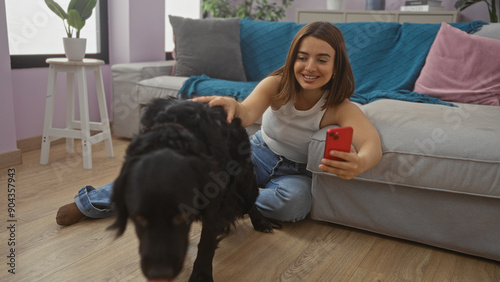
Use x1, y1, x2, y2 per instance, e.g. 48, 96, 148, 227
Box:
0, 0, 17, 153
0, 0, 495, 155
281, 0, 494, 22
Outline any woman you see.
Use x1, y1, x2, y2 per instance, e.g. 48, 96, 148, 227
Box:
192, 21, 381, 222
56, 22, 381, 225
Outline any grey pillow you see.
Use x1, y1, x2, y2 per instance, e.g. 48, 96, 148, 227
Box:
169, 15, 247, 81
473, 23, 500, 41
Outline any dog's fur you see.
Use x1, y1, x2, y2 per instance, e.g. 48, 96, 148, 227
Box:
108, 97, 279, 281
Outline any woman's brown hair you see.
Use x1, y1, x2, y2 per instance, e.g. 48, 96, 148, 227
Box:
269, 22, 355, 108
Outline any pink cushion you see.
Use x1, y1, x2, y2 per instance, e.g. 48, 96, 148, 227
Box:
414, 23, 500, 106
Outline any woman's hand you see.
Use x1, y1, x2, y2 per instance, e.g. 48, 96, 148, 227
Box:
319, 100, 382, 180
191, 96, 239, 123
318, 145, 362, 180
192, 76, 279, 127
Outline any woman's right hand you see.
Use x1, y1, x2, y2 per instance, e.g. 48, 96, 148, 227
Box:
191, 76, 280, 126
190, 96, 239, 123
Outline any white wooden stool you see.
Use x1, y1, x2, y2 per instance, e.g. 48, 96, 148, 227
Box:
40, 58, 114, 169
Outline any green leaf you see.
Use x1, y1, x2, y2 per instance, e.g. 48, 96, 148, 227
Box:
455, 0, 483, 11
454, 0, 465, 9
203, 0, 293, 21
74, 0, 98, 21
67, 0, 78, 12
67, 9, 84, 36
45, 0, 67, 20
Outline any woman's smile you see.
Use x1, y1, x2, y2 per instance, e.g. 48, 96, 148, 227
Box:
294, 36, 335, 93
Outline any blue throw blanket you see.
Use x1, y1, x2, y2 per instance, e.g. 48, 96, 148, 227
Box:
179, 20, 485, 106
179, 75, 259, 100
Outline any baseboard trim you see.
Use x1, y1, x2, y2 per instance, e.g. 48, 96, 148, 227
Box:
0, 149, 22, 169
17, 135, 43, 153
17, 135, 64, 153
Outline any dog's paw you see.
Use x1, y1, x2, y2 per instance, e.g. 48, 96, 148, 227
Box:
188, 272, 214, 282
251, 217, 282, 233
248, 205, 282, 233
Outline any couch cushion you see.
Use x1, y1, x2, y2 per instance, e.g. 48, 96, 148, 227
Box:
337, 21, 484, 105
414, 22, 500, 106
136, 75, 188, 105
169, 16, 247, 81
238, 20, 484, 105
307, 99, 500, 198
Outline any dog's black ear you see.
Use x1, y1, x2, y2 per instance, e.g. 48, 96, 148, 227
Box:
107, 158, 136, 236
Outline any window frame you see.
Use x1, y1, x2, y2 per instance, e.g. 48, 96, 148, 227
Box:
9, 0, 109, 69
164, 0, 202, 60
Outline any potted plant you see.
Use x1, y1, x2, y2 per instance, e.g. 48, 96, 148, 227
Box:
455, 0, 499, 23
202, 0, 294, 21
326, 0, 343, 10
45, 0, 98, 60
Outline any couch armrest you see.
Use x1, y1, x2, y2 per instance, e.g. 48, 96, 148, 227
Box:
111, 60, 175, 138
141, 62, 175, 80
307, 126, 330, 174
111, 60, 175, 82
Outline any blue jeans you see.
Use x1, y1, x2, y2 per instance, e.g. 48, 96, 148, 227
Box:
75, 130, 312, 222
250, 131, 312, 222
74, 183, 116, 219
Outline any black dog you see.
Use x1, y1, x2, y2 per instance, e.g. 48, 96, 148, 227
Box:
108, 97, 279, 281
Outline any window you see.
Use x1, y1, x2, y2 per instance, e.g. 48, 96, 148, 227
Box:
165, 0, 201, 53
6, 0, 108, 69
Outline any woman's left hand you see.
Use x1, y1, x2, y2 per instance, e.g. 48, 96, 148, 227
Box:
318, 145, 361, 180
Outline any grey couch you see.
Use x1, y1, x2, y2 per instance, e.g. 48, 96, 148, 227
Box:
111, 20, 500, 261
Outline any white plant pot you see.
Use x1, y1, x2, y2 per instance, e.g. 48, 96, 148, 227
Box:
63, 38, 87, 61
326, 0, 343, 10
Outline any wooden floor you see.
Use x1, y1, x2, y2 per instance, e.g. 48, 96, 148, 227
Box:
1, 137, 499, 282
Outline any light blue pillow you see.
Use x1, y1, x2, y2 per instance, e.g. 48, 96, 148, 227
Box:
240, 18, 305, 81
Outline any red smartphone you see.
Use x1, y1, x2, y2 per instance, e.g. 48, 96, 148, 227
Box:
323, 126, 353, 161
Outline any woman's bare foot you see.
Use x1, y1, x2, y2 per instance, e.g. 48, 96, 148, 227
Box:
56, 202, 87, 226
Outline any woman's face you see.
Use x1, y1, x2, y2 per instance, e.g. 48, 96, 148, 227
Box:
294, 36, 335, 95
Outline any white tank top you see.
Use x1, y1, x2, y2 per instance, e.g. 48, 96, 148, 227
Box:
261, 92, 327, 163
